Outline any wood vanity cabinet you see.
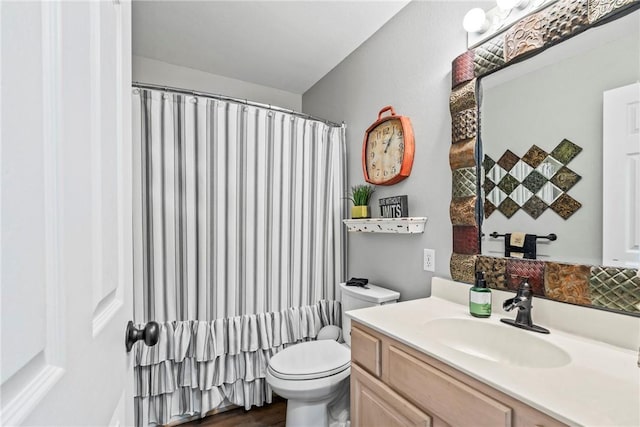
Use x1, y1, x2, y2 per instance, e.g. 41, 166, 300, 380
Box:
350, 322, 567, 427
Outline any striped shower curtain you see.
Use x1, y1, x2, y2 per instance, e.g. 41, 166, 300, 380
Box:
131, 88, 347, 426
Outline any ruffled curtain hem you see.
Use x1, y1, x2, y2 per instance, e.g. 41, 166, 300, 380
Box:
135, 379, 273, 426
134, 300, 341, 426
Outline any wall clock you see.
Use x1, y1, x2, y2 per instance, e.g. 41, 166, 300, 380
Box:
362, 105, 415, 185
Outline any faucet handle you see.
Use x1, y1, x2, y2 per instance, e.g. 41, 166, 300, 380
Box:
502, 297, 517, 312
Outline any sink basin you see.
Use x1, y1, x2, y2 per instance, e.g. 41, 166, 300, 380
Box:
422, 318, 571, 368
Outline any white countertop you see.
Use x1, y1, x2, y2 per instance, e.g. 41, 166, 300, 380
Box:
346, 277, 640, 427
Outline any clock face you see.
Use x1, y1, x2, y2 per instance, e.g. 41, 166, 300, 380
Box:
365, 118, 405, 185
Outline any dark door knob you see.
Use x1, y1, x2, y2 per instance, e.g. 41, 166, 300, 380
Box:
125, 320, 160, 352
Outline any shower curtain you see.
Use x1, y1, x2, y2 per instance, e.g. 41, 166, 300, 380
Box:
131, 88, 347, 426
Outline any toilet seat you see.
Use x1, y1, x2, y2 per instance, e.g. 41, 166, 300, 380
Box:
268, 340, 350, 380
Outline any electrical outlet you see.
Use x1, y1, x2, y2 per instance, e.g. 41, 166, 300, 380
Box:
423, 249, 435, 272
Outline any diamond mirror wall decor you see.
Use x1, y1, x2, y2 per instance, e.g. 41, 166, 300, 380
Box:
483, 139, 583, 220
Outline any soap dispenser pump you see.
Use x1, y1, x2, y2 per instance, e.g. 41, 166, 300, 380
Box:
469, 271, 492, 318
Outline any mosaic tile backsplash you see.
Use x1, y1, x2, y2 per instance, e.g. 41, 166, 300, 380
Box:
484, 139, 583, 219
474, 256, 640, 315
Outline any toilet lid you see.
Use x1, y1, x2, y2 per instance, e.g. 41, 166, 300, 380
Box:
269, 340, 350, 380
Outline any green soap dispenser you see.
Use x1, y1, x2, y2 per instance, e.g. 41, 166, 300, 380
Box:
469, 271, 492, 318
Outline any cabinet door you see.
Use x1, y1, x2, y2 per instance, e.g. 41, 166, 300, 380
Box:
352, 363, 432, 427
351, 326, 382, 376
387, 345, 512, 427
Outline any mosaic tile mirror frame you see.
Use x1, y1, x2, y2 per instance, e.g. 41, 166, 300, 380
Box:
448, 0, 640, 315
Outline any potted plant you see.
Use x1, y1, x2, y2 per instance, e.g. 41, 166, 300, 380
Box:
347, 184, 375, 219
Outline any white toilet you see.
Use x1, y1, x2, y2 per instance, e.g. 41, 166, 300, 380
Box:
266, 282, 400, 426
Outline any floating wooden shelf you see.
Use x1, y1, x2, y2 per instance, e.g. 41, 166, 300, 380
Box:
343, 217, 427, 234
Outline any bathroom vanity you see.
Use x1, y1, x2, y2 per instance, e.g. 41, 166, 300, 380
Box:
351, 323, 563, 426
347, 278, 640, 427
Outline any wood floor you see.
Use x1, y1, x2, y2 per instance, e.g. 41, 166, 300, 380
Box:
181, 400, 287, 427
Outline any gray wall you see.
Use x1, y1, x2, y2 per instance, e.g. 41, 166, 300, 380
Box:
133, 55, 302, 111
302, 1, 491, 301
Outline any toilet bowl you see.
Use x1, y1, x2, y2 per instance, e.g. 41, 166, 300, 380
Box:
266, 340, 351, 426
266, 283, 400, 426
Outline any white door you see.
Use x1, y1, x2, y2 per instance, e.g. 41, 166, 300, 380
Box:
603, 83, 640, 268
1, 1, 134, 426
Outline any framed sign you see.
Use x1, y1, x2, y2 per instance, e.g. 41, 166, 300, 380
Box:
379, 195, 409, 218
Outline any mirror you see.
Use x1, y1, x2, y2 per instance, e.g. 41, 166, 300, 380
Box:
479, 10, 640, 267
449, 1, 640, 316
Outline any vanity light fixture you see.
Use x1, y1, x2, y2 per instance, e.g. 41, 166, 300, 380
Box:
463, 0, 557, 47
496, 0, 530, 11
462, 8, 490, 33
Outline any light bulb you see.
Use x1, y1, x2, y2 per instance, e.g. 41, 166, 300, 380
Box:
496, 0, 529, 11
463, 8, 489, 33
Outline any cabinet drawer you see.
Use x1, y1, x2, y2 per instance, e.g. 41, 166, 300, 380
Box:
351, 326, 381, 377
352, 363, 432, 427
388, 345, 512, 427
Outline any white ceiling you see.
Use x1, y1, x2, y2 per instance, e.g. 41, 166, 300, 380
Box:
132, 1, 410, 94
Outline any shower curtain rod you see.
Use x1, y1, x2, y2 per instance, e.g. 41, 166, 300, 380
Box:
132, 81, 345, 128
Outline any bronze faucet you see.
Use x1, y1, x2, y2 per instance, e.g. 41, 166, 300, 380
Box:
501, 279, 550, 334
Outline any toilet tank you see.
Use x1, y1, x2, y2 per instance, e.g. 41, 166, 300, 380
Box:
339, 282, 400, 346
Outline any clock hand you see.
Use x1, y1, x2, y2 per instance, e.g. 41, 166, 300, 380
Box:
384, 129, 395, 153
